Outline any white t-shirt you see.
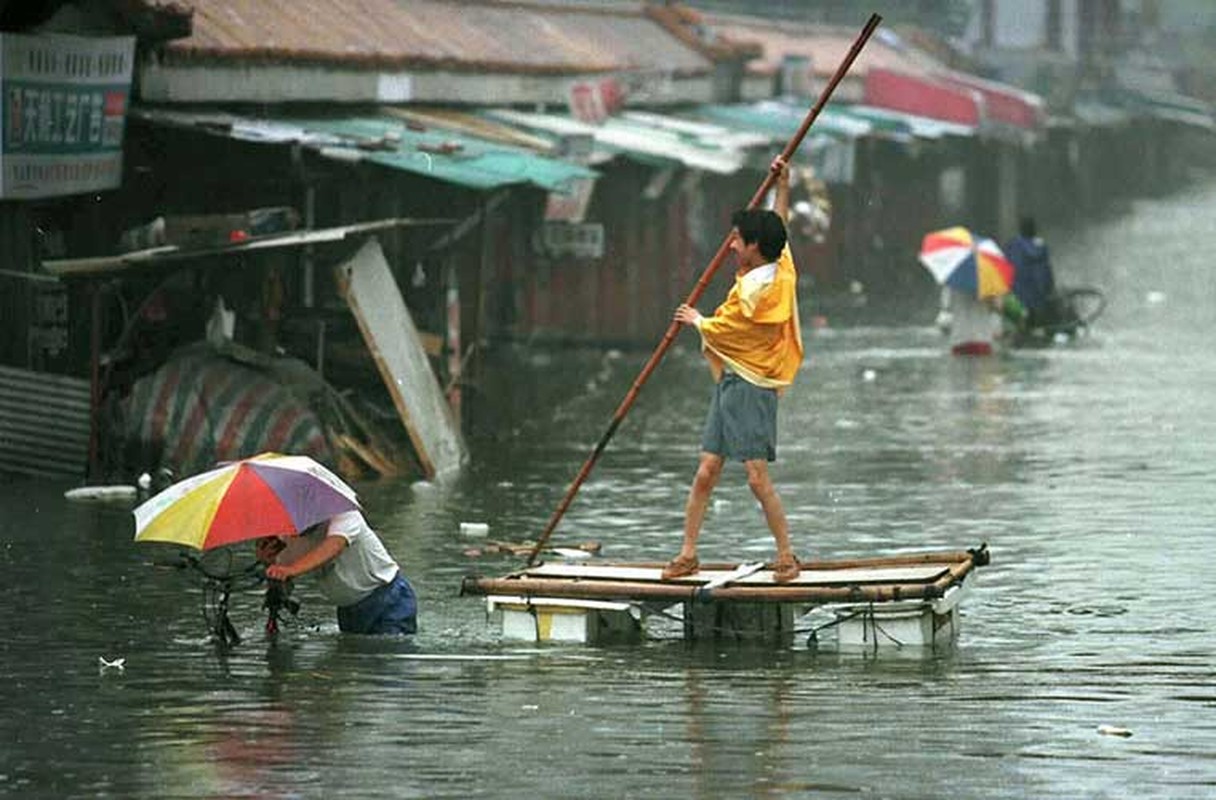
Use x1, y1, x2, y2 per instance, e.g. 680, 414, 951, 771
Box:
279, 510, 399, 607
944, 287, 999, 349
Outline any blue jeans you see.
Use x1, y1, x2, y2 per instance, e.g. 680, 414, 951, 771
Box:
336, 573, 418, 635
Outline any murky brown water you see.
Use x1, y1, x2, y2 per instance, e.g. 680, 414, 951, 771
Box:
3, 182, 1215, 798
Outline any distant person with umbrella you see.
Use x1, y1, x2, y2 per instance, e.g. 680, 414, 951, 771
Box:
257, 510, 417, 636
662, 157, 804, 584
920, 226, 1022, 356
1005, 216, 1058, 329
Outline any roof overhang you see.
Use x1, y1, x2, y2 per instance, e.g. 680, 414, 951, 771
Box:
132, 106, 597, 192
480, 107, 761, 175
137, 58, 715, 107
40, 216, 454, 279
863, 67, 983, 129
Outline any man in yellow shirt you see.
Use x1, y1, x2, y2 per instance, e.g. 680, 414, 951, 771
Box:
663, 157, 804, 583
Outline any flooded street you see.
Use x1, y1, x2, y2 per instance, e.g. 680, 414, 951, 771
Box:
4, 180, 1216, 799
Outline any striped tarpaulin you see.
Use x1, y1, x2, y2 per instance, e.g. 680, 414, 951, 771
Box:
122, 350, 332, 478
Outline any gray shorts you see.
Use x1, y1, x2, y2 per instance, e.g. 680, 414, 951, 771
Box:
701, 373, 778, 462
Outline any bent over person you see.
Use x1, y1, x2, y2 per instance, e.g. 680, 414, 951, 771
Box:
663, 157, 805, 583
257, 510, 418, 635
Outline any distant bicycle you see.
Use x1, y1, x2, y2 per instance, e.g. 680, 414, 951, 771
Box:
1013, 286, 1107, 347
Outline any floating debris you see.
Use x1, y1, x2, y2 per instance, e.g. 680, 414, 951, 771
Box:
460, 522, 490, 537
98, 656, 126, 672
462, 539, 601, 559
551, 547, 593, 561
65, 485, 137, 504
1097, 724, 1132, 738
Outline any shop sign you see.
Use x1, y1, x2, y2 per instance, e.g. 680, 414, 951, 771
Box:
2, 33, 135, 199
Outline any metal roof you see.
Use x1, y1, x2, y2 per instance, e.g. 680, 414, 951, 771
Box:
694, 102, 874, 142
133, 107, 597, 192
701, 15, 941, 79
683, 102, 863, 184
157, 0, 712, 76
298, 115, 598, 190
842, 104, 975, 139
481, 107, 762, 174
694, 100, 975, 145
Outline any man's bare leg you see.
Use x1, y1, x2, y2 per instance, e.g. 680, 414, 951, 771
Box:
744, 459, 799, 580
676, 452, 724, 560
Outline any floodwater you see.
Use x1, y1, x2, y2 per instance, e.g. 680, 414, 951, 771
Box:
4, 181, 1216, 800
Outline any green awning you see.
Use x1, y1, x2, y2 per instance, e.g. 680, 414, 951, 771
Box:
132, 107, 596, 193
296, 116, 597, 191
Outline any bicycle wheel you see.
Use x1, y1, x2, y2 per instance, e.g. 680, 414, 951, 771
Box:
1057, 287, 1107, 326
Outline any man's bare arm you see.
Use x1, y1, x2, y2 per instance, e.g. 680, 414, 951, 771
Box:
772, 157, 791, 222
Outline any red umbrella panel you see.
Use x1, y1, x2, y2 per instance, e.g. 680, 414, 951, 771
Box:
918, 226, 1015, 299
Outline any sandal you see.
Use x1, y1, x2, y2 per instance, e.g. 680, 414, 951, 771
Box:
772, 554, 801, 584
661, 554, 700, 581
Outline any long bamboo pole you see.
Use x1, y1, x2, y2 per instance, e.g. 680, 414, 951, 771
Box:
527, 13, 883, 566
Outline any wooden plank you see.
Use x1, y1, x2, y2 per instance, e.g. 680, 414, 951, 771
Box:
464, 575, 955, 604
41, 217, 453, 277
525, 562, 950, 586
337, 238, 466, 478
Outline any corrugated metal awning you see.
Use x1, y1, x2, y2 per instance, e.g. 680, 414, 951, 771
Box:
863, 67, 983, 128
842, 104, 975, 139
695, 101, 874, 142
134, 107, 597, 193
481, 107, 762, 175
686, 101, 863, 184
1111, 89, 1215, 131
0, 365, 90, 479
937, 69, 1045, 131
1073, 99, 1133, 128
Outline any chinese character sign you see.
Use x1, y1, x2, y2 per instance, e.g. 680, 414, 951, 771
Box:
1, 33, 135, 199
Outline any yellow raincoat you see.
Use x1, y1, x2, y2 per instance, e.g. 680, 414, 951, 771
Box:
696, 245, 804, 389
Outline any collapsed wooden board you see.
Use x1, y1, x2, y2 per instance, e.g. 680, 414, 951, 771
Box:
336, 237, 466, 478
462, 547, 989, 605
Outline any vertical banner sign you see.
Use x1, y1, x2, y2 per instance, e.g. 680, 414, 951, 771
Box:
1, 33, 135, 199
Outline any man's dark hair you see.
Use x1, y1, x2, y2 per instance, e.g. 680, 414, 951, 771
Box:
731, 208, 787, 261
1018, 215, 1037, 238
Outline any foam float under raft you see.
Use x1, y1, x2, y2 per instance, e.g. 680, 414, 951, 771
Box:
461, 545, 990, 649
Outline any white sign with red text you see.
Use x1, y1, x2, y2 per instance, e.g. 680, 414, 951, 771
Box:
1, 33, 135, 199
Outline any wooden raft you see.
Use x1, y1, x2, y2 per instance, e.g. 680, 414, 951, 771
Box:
461, 545, 990, 647
462, 546, 988, 604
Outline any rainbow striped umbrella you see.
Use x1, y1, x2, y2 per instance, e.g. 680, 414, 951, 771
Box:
918, 226, 1016, 299
133, 452, 359, 551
